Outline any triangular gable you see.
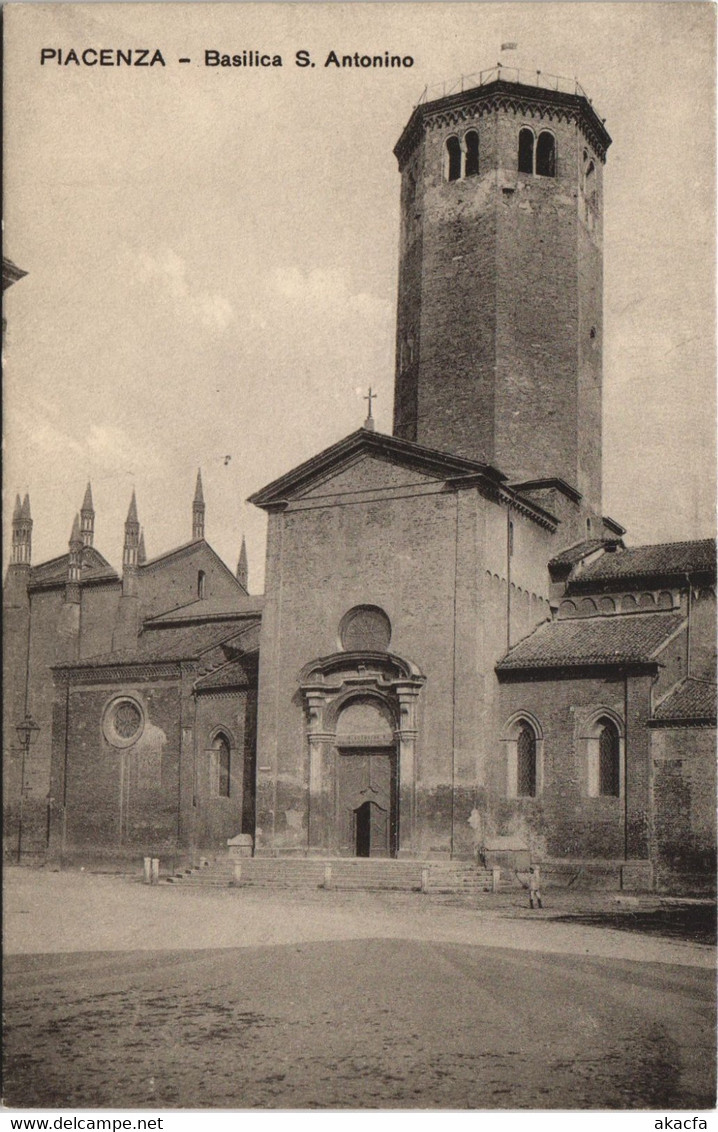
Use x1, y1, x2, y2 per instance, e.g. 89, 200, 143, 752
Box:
297, 450, 446, 500
248, 428, 505, 510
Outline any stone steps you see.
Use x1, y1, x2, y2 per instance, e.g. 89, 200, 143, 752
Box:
163, 856, 497, 893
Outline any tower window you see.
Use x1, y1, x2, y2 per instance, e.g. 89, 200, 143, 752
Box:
517, 723, 537, 797
536, 131, 556, 177
518, 128, 534, 174
464, 130, 479, 177
445, 136, 462, 182
198, 570, 206, 599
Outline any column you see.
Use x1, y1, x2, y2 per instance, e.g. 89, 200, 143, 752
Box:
395, 682, 421, 858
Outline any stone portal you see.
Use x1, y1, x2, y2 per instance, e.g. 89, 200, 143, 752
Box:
300, 650, 424, 858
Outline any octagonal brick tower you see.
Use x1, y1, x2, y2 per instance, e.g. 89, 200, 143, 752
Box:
392, 71, 612, 512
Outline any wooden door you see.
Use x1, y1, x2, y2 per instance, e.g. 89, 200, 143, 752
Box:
335, 747, 397, 857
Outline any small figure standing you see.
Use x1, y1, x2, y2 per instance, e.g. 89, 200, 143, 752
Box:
529, 865, 543, 909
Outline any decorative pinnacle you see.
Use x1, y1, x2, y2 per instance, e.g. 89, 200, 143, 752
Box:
20, 493, 32, 520
69, 512, 82, 546
81, 482, 94, 513
237, 535, 248, 589
13, 494, 22, 522
138, 529, 147, 565
125, 490, 139, 526
194, 469, 204, 504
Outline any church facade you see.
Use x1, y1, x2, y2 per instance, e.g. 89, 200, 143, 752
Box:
4, 73, 716, 891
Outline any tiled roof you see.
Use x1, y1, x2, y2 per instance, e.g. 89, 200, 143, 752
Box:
569, 539, 716, 588
30, 547, 118, 587
194, 658, 257, 691
548, 538, 614, 570
146, 596, 264, 624
497, 612, 685, 672
65, 621, 253, 669
651, 678, 717, 725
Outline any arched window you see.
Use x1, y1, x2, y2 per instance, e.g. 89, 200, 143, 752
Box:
517, 723, 537, 797
518, 128, 534, 174
503, 713, 542, 798
464, 130, 479, 177
214, 733, 231, 797
598, 718, 620, 797
536, 131, 556, 177
445, 136, 462, 182
198, 570, 206, 599
584, 711, 624, 798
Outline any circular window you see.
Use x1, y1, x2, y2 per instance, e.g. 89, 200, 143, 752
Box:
339, 605, 391, 652
103, 696, 145, 748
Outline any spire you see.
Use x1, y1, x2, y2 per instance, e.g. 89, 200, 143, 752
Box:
192, 469, 205, 540
69, 512, 82, 546
80, 481, 95, 547
126, 489, 139, 526
66, 513, 82, 601
236, 535, 248, 590
138, 529, 147, 565
123, 490, 140, 576
11, 492, 32, 566
194, 469, 204, 504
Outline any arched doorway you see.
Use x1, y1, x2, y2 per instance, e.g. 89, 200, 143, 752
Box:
300, 649, 425, 858
336, 698, 397, 858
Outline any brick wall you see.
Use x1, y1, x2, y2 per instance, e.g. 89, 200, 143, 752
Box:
394, 100, 604, 510
651, 727, 716, 892
193, 687, 257, 852
56, 679, 183, 858
497, 672, 653, 862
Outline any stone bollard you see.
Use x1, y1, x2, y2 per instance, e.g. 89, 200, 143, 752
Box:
323, 863, 332, 889
491, 867, 501, 893
143, 857, 152, 885
421, 867, 429, 894
151, 858, 160, 885
233, 862, 242, 886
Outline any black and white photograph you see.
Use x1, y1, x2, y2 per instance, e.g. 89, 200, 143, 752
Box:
2, 1, 716, 1116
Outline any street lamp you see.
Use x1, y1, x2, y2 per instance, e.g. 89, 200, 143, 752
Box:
16, 713, 40, 863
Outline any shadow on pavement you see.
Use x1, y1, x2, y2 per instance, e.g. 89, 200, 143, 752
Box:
551, 904, 716, 945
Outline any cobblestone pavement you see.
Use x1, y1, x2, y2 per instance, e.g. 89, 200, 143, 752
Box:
3, 869, 716, 1110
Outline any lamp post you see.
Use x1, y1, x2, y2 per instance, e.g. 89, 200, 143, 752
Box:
16, 713, 40, 863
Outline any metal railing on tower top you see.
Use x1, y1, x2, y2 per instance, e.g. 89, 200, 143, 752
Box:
415, 66, 591, 108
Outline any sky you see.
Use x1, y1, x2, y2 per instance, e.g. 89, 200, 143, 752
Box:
3, 2, 715, 592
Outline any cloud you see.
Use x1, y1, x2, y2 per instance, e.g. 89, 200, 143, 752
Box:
268, 266, 391, 323
135, 248, 235, 332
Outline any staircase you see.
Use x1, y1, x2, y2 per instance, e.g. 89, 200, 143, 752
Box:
163, 856, 497, 893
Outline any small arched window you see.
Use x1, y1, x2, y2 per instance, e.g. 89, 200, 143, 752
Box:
518, 128, 534, 174
517, 723, 537, 797
584, 712, 624, 798
504, 713, 542, 799
214, 733, 231, 797
198, 570, 206, 600
445, 136, 462, 182
598, 718, 620, 797
536, 131, 556, 177
464, 130, 479, 177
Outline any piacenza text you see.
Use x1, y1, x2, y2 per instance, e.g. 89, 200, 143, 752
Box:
39, 48, 415, 68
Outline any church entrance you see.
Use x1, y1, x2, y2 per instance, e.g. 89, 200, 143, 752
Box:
336, 747, 397, 857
